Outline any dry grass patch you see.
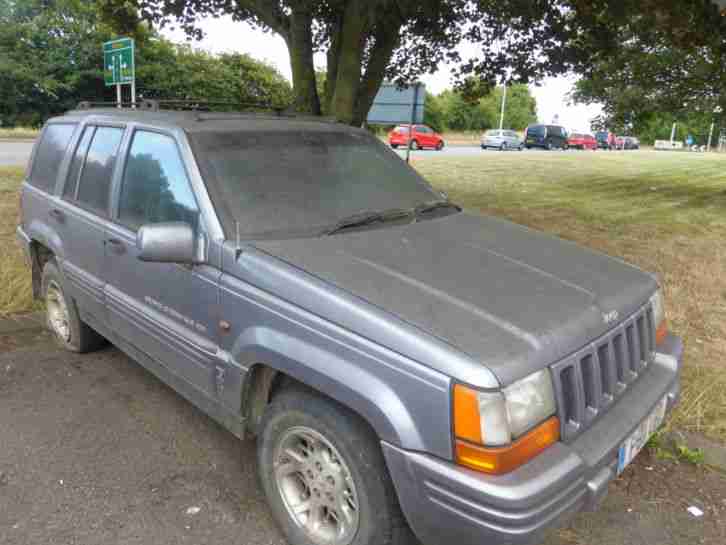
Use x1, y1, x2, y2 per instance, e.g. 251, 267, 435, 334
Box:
0, 167, 36, 316
415, 150, 726, 442
0, 127, 39, 140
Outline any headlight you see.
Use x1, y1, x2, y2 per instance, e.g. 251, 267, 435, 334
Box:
453, 369, 559, 475
650, 288, 668, 345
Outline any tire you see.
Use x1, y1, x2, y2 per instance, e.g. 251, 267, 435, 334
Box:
42, 259, 105, 353
410, 140, 419, 151
436, 141, 444, 151
390, 144, 398, 149
481, 144, 486, 150
500, 142, 507, 151
257, 387, 416, 545
545, 141, 553, 151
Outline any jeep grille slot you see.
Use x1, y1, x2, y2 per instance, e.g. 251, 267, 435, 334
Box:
550, 303, 656, 441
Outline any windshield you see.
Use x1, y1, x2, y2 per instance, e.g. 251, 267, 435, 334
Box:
190, 126, 443, 239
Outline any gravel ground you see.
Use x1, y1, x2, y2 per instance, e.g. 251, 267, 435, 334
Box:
1, 329, 724, 545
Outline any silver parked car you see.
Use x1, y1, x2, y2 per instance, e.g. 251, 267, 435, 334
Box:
18, 101, 682, 545
481, 129, 524, 150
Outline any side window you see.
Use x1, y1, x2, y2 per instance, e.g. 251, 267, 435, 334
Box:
63, 126, 95, 200
29, 124, 76, 193
76, 127, 124, 215
118, 130, 199, 231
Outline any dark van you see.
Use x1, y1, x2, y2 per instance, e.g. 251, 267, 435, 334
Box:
525, 124, 568, 150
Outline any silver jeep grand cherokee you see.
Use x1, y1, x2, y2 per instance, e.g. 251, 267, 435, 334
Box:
17, 102, 681, 545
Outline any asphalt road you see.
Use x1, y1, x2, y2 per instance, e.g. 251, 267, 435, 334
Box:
1, 328, 723, 545
0, 141, 34, 167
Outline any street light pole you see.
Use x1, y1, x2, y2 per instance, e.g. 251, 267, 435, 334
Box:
499, 84, 507, 130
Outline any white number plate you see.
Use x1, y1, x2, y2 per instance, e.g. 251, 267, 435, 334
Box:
617, 396, 668, 475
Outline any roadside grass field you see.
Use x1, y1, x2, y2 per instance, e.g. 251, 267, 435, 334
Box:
2, 150, 725, 442
0, 167, 36, 315
0, 127, 39, 140
415, 150, 726, 443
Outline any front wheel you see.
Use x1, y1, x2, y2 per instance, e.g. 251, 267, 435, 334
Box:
500, 142, 508, 151
436, 141, 444, 151
390, 144, 398, 149
257, 387, 415, 545
410, 140, 419, 151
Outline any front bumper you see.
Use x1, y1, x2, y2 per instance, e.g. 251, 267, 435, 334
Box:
383, 334, 682, 545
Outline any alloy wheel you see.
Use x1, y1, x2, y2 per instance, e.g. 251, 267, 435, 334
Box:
274, 426, 360, 545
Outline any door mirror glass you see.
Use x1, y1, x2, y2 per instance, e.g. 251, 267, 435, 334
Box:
136, 222, 196, 264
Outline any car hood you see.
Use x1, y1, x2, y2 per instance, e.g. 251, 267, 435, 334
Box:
254, 212, 657, 386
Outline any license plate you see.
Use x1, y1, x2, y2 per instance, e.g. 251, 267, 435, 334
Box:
617, 396, 668, 474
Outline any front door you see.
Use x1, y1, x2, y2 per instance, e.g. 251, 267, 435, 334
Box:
104, 128, 221, 395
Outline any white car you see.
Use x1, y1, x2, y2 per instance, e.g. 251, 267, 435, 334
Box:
481, 129, 524, 150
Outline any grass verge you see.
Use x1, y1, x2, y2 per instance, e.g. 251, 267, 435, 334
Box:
0, 127, 39, 140
414, 150, 726, 443
2, 151, 724, 442
0, 167, 37, 316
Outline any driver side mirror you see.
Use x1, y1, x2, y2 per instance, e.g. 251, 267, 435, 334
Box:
137, 222, 200, 264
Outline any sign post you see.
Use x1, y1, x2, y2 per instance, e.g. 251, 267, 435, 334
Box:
104, 38, 135, 107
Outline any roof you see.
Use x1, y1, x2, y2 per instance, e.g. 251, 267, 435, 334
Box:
58, 106, 344, 133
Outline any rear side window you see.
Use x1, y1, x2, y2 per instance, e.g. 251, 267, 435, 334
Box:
76, 127, 124, 215
527, 125, 545, 137
63, 126, 95, 200
29, 124, 76, 192
118, 130, 199, 231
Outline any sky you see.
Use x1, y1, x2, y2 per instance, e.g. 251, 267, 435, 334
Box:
162, 16, 602, 133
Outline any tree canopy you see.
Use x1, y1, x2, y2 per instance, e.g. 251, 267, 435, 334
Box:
424, 85, 537, 133
571, 2, 725, 140
97, 1, 726, 126
0, 0, 292, 126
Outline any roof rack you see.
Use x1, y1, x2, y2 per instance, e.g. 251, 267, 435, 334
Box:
75, 99, 290, 115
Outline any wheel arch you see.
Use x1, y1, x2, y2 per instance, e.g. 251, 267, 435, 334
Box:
234, 339, 440, 456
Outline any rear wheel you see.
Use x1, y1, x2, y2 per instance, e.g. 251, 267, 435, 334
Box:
42, 260, 105, 353
545, 141, 553, 151
436, 141, 444, 151
410, 140, 419, 151
500, 142, 508, 151
257, 387, 415, 545
390, 144, 398, 149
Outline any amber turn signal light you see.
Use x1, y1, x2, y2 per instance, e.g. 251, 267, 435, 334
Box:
453, 383, 483, 444
655, 320, 668, 346
455, 416, 560, 475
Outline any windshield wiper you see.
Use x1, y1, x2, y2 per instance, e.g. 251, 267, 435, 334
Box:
323, 208, 414, 236
414, 200, 461, 217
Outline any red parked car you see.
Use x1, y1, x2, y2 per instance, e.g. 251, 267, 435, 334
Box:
388, 124, 445, 150
567, 133, 598, 150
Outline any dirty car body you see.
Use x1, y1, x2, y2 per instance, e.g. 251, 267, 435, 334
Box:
17, 108, 681, 545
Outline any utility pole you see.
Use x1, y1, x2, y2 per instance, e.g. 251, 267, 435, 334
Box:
670, 122, 677, 143
498, 84, 507, 130
707, 122, 715, 152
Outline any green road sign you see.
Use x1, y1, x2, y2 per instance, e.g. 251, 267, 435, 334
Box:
104, 38, 135, 86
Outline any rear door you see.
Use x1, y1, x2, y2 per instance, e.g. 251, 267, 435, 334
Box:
56, 124, 125, 331
104, 127, 221, 395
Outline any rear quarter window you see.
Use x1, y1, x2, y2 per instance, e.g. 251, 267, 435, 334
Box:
29, 123, 77, 193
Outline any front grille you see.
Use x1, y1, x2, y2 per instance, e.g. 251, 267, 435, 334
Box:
551, 303, 656, 441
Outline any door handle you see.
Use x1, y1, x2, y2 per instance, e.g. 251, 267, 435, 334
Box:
106, 237, 126, 254
48, 208, 65, 222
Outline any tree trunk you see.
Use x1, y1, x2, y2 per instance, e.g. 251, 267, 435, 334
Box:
330, 0, 367, 124
352, 20, 401, 126
286, 5, 320, 115
324, 16, 343, 115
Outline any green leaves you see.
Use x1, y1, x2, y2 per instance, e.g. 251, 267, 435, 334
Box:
0, 0, 292, 126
